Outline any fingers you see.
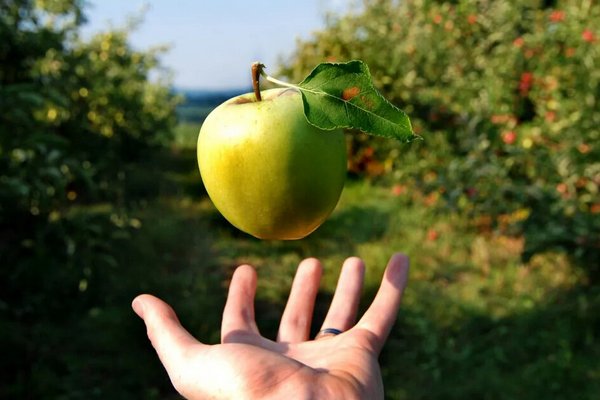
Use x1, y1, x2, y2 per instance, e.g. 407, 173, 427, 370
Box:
277, 258, 322, 343
317, 257, 365, 338
132, 294, 202, 374
356, 253, 409, 354
221, 264, 260, 342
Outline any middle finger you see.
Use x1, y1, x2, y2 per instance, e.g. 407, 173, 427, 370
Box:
277, 258, 322, 343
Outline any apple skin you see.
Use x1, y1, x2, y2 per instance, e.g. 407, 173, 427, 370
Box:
197, 88, 347, 240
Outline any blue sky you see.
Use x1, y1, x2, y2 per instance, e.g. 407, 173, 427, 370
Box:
82, 0, 350, 89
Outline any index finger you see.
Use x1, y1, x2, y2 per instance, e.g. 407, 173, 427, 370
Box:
355, 253, 409, 354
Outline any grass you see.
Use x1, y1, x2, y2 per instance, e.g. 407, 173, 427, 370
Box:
115, 130, 598, 399
173, 122, 201, 149
10, 127, 596, 399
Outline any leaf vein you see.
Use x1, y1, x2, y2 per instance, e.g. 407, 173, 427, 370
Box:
301, 86, 407, 133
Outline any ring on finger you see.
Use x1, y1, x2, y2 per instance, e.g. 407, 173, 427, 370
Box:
315, 328, 343, 339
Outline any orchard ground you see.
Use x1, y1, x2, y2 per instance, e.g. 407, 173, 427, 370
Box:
85, 123, 598, 399
4, 116, 597, 399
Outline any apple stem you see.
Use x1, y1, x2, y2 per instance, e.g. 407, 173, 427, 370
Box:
252, 62, 264, 101
252, 62, 299, 102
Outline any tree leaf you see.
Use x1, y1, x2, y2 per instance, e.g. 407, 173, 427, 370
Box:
297, 60, 419, 143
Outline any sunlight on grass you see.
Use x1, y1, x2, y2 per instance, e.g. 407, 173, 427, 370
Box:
171, 177, 586, 326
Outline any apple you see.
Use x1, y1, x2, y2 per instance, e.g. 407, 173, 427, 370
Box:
502, 130, 517, 145
197, 88, 347, 240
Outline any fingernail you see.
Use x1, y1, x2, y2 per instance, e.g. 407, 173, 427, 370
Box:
398, 252, 410, 265
387, 253, 410, 287
132, 297, 145, 318
397, 253, 410, 278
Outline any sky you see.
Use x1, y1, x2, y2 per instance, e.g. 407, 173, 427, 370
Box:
81, 0, 352, 90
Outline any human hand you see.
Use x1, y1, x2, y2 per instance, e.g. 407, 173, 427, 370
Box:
132, 253, 409, 399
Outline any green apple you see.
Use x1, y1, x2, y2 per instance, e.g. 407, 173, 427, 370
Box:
197, 88, 347, 240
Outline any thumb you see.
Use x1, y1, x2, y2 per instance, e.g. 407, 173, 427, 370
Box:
132, 294, 202, 374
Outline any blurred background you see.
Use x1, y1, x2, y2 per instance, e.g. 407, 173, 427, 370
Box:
1, 0, 598, 398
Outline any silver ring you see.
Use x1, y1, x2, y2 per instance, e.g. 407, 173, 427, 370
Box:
316, 328, 343, 338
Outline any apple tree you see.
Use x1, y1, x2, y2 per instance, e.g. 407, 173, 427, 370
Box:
281, 0, 600, 276
0, 0, 179, 397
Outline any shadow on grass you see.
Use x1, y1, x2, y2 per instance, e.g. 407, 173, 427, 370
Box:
202, 203, 393, 262
312, 204, 391, 244
0, 199, 224, 399
124, 147, 206, 202
6, 145, 597, 399
378, 284, 600, 400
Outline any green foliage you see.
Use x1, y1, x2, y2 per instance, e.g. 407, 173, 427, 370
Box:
1, 2, 178, 219
281, 0, 600, 275
0, 0, 180, 397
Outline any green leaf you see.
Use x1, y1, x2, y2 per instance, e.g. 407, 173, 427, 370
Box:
297, 60, 418, 143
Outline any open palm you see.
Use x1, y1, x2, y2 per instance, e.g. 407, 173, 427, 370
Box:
132, 253, 409, 399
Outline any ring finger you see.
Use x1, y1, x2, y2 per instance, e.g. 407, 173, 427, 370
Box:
316, 257, 365, 339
